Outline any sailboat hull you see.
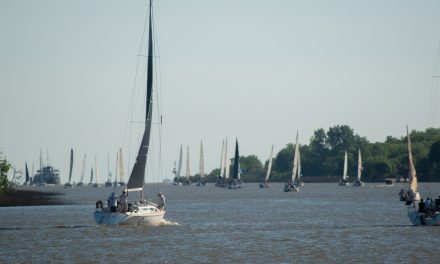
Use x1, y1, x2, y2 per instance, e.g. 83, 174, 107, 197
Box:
407, 211, 440, 226
352, 180, 364, 187
94, 204, 165, 226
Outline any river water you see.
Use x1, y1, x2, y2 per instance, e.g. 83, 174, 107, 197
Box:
0, 182, 438, 263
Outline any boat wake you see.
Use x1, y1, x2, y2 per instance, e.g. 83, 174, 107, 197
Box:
159, 219, 180, 226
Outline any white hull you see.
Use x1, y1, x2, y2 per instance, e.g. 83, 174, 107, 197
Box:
95, 203, 165, 226
407, 211, 440, 226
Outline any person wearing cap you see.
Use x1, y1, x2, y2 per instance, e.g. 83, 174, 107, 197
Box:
157, 192, 165, 210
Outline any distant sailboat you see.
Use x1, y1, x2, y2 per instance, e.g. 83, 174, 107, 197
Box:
183, 145, 191, 185
293, 133, 304, 187
284, 132, 300, 192
77, 154, 86, 186
105, 152, 113, 187
64, 149, 74, 188
196, 141, 206, 186
339, 151, 350, 186
352, 149, 364, 187
88, 168, 93, 186
405, 127, 440, 226
117, 148, 125, 186
228, 139, 242, 189
260, 145, 273, 188
94, 0, 165, 226
93, 155, 99, 188
173, 145, 183, 185
23, 162, 30, 186
215, 140, 226, 187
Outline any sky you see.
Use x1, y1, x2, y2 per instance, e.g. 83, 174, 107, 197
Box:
1, 0, 440, 183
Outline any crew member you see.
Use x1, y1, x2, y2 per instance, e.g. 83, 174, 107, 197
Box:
157, 192, 166, 210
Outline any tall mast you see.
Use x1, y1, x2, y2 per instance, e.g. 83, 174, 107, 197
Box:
69, 148, 74, 183
126, 0, 154, 198
177, 145, 183, 178
219, 140, 225, 178
223, 139, 228, 178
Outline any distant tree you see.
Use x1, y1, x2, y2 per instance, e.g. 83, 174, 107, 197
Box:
0, 159, 11, 192
240, 155, 264, 182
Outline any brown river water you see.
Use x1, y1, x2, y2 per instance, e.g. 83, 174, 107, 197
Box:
0, 182, 439, 263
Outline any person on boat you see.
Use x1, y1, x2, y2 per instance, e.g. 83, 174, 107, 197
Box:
119, 190, 128, 212
418, 199, 425, 214
108, 192, 117, 212
157, 192, 166, 210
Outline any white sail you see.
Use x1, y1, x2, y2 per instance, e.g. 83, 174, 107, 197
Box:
118, 148, 124, 183
177, 145, 183, 178
81, 154, 87, 182
199, 141, 204, 179
95, 155, 99, 184
407, 127, 418, 198
185, 145, 190, 178
265, 145, 274, 182
343, 151, 348, 180
357, 149, 362, 181
219, 140, 225, 177
291, 132, 299, 182
225, 156, 230, 180
223, 139, 228, 178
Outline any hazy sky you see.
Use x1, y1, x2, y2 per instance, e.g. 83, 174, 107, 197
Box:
1, 0, 440, 183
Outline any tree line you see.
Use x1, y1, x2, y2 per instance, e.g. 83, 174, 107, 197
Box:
180, 125, 440, 183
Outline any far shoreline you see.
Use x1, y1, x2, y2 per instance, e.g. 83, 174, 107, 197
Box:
0, 189, 66, 207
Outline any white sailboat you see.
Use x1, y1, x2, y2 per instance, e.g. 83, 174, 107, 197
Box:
215, 140, 226, 187
352, 149, 364, 187
260, 145, 273, 188
284, 132, 300, 192
196, 141, 206, 186
339, 151, 350, 186
405, 127, 439, 226
94, 0, 165, 226
93, 155, 99, 188
173, 145, 183, 185
64, 148, 74, 188
183, 145, 191, 185
77, 154, 86, 186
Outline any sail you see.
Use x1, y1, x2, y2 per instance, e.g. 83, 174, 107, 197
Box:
298, 146, 301, 180
95, 155, 99, 184
225, 156, 230, 180
343, 151, 348, 180
185, 145, 190, 178
127, 1, 154, 191
233, 139, 240, 179
90, 168, 93, 184
265, 145, 274, 182
69, 148, 73, 183
357, 149, 362, 181
291, 132, 299, 182
223, 139, 228, 178
115, 152, 119, 185
81, 154, 87, 182
219, 140, 225, 177
177, 145, 183, 178
407, 127, 418, 196
25, 162, 29, 183
118, 148, 124, 183
199, 141, 204, 179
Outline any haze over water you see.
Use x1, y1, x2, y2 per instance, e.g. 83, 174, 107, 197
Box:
1, 182, 439, 263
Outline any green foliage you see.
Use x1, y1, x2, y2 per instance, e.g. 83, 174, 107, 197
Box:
0, 159, 11, 192
204, 126, 440, 182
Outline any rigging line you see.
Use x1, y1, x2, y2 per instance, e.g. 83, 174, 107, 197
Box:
429, 40, 440, 126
